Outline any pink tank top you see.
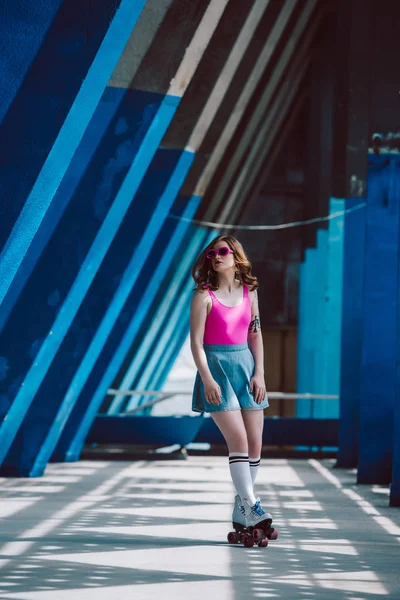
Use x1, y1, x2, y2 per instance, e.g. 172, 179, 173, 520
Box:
203, 284, 251, 345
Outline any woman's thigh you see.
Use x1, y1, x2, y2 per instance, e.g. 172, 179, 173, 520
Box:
211, 410, 248, 454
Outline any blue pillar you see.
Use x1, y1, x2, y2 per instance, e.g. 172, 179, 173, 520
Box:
133, 270, 197, 405
312, 229, 328, 418
391, 211, 400, 505
318, 198, 344, 418
336, 198, 366, 467
52, 201, 204, 463
154, 325, 192, 399
0, 147, 193, 476
0, 0, 145, 325
0, 87, 183, 474
0, 0, 63, 125
123, 229, 214, 413
358, 156, 400, 484
296, 248, 316, 418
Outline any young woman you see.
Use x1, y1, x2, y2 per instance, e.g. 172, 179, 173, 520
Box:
190, 235, 272, 532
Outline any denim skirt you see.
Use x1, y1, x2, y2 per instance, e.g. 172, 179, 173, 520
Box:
192, 343, 269, 414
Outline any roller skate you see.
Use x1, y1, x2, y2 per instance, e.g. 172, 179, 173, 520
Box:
243, 497, 278, 546
227, 497, 278, 548
227, 495, 248, 545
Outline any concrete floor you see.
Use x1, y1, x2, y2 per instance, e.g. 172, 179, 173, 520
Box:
0, 456, 399, 599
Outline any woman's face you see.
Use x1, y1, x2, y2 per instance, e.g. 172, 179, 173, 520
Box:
211, 241, 235, 274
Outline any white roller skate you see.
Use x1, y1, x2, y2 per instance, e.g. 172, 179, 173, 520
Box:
242, 497, 278, 546
231, 494, 246, 531
227, 496, 278, 547
227, 495, 246, 545
243, 497, 272, 528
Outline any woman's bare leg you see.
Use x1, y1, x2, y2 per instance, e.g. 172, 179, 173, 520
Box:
211, 411, 256, 504
241, 409, 264, 488
211, 410, 248, 453
241, 409, 264, 457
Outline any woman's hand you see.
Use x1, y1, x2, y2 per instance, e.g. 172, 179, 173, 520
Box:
203, 378, 222, 405
250, 373, 266, 404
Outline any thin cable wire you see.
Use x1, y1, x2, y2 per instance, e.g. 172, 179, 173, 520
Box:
168, 201, 366, 231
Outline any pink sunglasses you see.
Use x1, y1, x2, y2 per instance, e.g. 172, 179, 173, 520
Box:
206, 246, 234, 260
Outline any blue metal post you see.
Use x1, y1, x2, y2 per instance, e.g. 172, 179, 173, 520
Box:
123, 230, 214, 413
358, 157, 400, 484
336, 198, 366, 467
53, 214, 207, 462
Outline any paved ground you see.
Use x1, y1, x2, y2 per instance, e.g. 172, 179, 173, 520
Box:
0, 456, 399, 599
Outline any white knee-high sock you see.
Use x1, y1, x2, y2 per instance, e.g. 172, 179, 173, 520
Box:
229, 453, 256, 505
249, 456, 261, 486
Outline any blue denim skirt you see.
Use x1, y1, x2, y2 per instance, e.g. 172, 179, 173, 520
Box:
192, 343, 269, 413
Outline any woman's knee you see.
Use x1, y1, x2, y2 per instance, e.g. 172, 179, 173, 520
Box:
247, 439, 262, 457
226, 432, 248, 454
211, 412, 248, 453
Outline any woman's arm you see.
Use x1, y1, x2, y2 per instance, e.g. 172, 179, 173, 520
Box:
247, 289, 267, 404
190, 290, 221, 405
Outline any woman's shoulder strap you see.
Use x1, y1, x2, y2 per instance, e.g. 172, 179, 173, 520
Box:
202, 284, 217, 302
243, 283, 249, 299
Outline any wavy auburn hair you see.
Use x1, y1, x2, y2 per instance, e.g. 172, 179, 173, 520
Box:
192, 235, 258, 292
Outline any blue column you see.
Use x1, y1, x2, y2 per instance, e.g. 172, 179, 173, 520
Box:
358, 156, 400, 484
0, 88, 183, 473
391, 213, 400, 505
312, 229, 328, 418
336, 198, 366, 467
0, 147, 193, 476
0, 0, 145, 322
52, 204, 205, 463
154, 325, 192, 398
133, 270, 197, 406
318, 198, 344, 418
296, 248, 316, 418
123, 229, 214, 413
0, 0, 62, 125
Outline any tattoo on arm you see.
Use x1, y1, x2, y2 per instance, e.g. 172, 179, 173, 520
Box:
248, 315, 260, 334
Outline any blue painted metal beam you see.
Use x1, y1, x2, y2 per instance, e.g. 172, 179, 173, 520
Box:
11, 150, 195, 476
123, 229, 214, 414
133, 275, 195, 407
0, 87, 126, 337
390, 205, 400, 505
153, 322, 192, 401
296, 251, 312, 418
337, 198, 366, 468
358, 156, 400, 485
318, 198, 344, 418
52, 195, 202, 463
312, 228, 328, 418
0, 0, 62, 125
0, 0, 146, 322
0, 89, 182, 470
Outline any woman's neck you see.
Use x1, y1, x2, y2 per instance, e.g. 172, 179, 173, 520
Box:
217, 271, 238, 293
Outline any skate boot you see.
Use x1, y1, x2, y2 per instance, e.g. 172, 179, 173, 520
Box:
232, 494, 246, 532
243, 497, 278, 544
227, 495, 246, 545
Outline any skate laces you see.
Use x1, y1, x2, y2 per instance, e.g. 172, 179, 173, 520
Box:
251, 499, 265, 517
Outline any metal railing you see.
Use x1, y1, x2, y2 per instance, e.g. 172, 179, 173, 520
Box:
107, 388, 339, 416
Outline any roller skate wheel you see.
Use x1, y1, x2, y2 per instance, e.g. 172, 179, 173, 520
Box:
243, 533, 254, 548
269, 528, 278, 541
258, 538, 268, 547
252, 528, 265, 543
227, 531, 241, 544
